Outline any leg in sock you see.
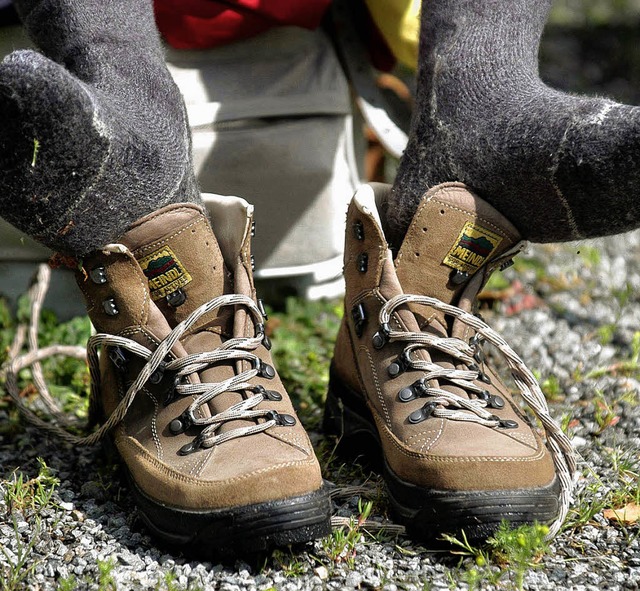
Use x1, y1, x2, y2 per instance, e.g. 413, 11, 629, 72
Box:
0, 0, 199, 255
387, 0, 640, 246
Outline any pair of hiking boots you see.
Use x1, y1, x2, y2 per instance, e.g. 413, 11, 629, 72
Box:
74, 182, 574, 557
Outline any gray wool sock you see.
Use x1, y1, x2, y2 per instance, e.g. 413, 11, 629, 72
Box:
388, 0, 640, 246
0, 0, 200, 256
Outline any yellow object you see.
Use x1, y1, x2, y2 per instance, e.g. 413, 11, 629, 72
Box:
365, 0, 420, 70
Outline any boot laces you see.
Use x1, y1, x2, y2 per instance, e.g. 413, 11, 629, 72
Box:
3, 264, 284, 454
380, 293, 577, 538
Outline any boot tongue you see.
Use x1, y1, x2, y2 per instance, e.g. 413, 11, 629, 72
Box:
391, 184, 521, 401
120, 202, 248, 432
395, 183, 520, 308
119, 203, 233, 331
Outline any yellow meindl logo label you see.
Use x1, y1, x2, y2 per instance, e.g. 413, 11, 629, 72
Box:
443, 222, 503, 275
139, 246, 192, 301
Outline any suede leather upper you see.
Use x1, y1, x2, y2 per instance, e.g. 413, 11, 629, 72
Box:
77, 202, 323, 510
333, 183, 556, 492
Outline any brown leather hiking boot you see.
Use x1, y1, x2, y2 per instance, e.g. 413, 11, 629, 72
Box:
324, 182, 575, 542
75, 197, 331, 556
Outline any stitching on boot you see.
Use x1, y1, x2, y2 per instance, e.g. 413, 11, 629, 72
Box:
145, 389, 163, 461
405, 422, 445, 453
133, 217, 207, 255
360, 345, 391, 427
121, 435, 318, 485
378, 418, 547, 463
432, 198, 519, 242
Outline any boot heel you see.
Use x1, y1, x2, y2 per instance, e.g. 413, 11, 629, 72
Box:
324, 375, 382, 467
322, 386, 344, 437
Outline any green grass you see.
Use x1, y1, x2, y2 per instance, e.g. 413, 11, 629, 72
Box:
0, 459, 60, 591
268, 297, 342, 429
0, 284, 634, 589
443, 523, 551, 591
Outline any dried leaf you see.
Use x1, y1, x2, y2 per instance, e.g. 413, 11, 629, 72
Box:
603, 502, 640, 524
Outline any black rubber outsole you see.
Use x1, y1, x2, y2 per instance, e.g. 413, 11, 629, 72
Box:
323, 366, 560, 543
131, 478, 332, 558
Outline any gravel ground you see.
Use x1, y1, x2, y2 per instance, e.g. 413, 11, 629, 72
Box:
1, 229, 640, 591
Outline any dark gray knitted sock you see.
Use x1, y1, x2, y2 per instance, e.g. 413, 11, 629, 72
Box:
388, 0, 640, 245
0, 0, 200, 256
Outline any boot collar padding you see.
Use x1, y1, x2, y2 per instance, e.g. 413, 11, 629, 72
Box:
353, 183, 386, 232
203, 193, 254, 269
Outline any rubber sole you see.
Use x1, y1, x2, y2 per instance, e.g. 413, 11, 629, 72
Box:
323, 367, 560, 543
131, 477, 332, 558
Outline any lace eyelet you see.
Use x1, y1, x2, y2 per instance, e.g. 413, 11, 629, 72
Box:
398, 386, 416, 402
476, 390, 491, 401
450, 269, 469, 285
102, 298, 119, 316
388, 359, 405, 377
489, 395, 505, 409
372, 331, 387, 349
264, 390, 283, 401
89, 266, 108, 284
108, 346, 128, 371
178, 435, 204, 456
166, 288, 187, 307
408, 402, 437, 424
148, 362, 166, 385
478, 372, 492, 384
267, 410, 296, 426
351, 303, 367, 338
258, 362, 276, 379
257, 298, 268, 320
169, 410, 192, 435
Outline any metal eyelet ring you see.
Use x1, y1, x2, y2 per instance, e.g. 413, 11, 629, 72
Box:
108, 346, 127, 371
353, 220, 365, 241
489, 395, 505, 409
372, 331, 387, 349
267, 410, 296, 426
357, 253, 368, 273
398, 386, 416, 402
408, 402, 438, 424
258, 362, 276, 379
265, 390, 283, 401
148, 362, 166, 385
178, 435, 204, 456
102, 298, 119, 316
450, 269, 470, 285
257, 298, 268, 320
476, 390, 491, 401
169, 410, 192, 435
478, 372, 492, 384
89, 266, 108, 284
166, 289, 187, 307
351, 303, 367, 338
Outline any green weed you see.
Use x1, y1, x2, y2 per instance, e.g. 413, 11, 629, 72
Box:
321, 499, 373, 568
96, 558, 117, 591
271, 549, 308, 578
57, 574, 77, 591
268, 297, 341, 428
587, 331, 640, 380
0, 459, 60, 591
443, 522, 550, 591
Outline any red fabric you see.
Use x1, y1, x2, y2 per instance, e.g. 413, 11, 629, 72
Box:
154, 0, 332, 49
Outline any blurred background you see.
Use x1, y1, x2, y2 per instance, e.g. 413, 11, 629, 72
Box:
544, 0, 640, 104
